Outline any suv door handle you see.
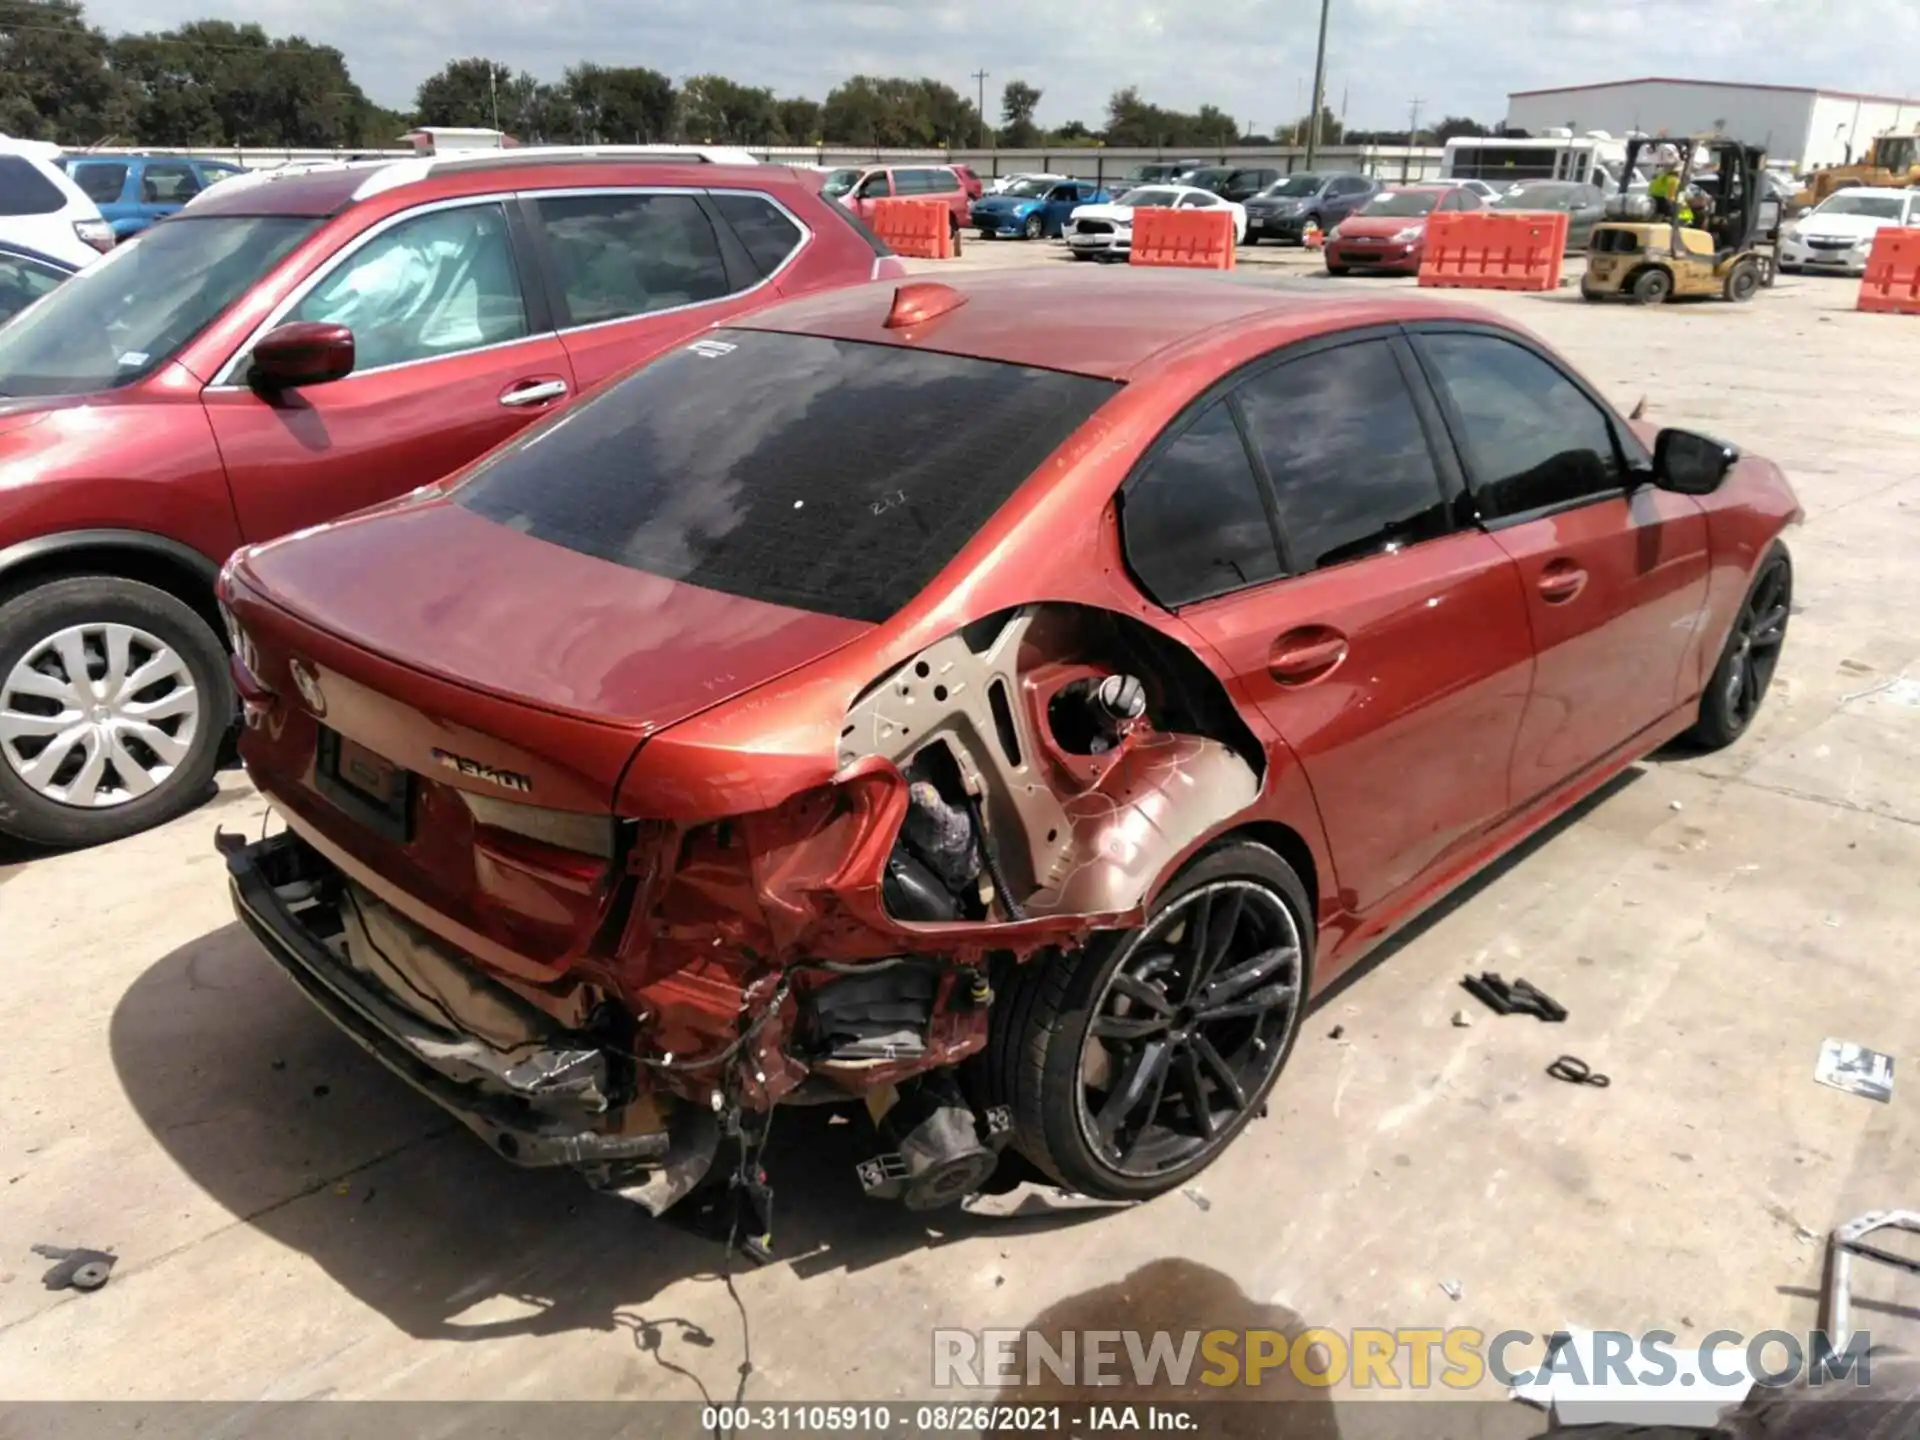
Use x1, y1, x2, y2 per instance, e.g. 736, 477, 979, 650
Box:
1537, 560, 1589, 604
499, 378, 569, 408
1269, 626, 1350, 685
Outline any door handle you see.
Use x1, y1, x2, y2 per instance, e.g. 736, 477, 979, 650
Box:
499, 378, 569, 408
1536, 560, 1588, 604
1268, 627, 1350, 684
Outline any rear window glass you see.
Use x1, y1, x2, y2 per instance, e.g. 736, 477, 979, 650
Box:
0, 156, 66, 216
70, 162, 128, 204
456, 330, 1119, 623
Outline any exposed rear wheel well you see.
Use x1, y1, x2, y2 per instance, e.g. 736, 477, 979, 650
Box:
0, 543, 224, 646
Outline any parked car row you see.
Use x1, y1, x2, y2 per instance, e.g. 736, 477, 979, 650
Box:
0, 149, 905, 848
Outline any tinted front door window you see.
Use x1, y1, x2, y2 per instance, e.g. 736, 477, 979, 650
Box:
1121, 402, 1280, 607
533, 192, 730, 327
291, 203, 529, 371
1420, 332, 1622, 518
1234, 340, 1450, 571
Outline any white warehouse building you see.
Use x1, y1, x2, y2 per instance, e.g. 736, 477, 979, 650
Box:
1504, 77, 1920, 172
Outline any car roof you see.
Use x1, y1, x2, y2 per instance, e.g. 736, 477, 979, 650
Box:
185, 156, 807, 219
1822, 186, 1911, 199
736, 270, 1508, 382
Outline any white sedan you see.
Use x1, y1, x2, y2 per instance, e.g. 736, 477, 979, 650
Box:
1777, 187, 1918, 276
1065, 185, 1249, 260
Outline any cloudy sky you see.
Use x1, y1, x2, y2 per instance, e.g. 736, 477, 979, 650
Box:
83, 0, 1920, 129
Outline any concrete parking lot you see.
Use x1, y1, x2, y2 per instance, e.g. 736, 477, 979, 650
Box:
2, 241, 1915, 1417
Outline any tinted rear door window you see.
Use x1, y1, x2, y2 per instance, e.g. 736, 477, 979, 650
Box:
532, 192, 730, 326
0, 157, 65, 216
457, 330, 1118, 623
1120, 401, 1281, 607
1234, 340, 1451, 571
708, 192, 803, 277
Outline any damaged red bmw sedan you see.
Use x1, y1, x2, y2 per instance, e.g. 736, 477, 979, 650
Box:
221, 270, 1800, 1238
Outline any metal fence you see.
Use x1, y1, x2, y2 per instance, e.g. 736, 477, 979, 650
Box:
66, 143, 1449, 183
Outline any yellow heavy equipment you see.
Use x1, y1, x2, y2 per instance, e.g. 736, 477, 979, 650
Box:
1793, 130, 1920, 208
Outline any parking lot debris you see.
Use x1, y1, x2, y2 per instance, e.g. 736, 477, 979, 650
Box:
1328, 1024, 1346, 1041
1439, 1279, 1463, 1300
1462, 973, 1568, 1022
1451, 1009, 1474, 1028
1181, 1187, 1211, 1212
1813, 1039, 1894, 1102
31, 1244, 116, 1292
1547, 1056, 1611, 1088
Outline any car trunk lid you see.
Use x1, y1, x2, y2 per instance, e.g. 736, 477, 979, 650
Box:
228, 500, 870, 983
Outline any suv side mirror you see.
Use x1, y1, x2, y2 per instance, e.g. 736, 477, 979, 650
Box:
250, 321, 355, 390
1653, 427, 1737, 495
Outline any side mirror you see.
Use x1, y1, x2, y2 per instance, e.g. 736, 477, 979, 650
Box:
249, 321, 354, 390
1653, 427, 1737, 495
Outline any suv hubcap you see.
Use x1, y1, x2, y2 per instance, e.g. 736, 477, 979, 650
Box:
0, 622, 200, 808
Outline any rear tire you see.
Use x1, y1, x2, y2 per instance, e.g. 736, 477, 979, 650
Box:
1686, 544, 1791, 751
1630, 266, 1674, 305
0, 575, 231, 849
1580, 280, 1607, 302
1326, 264, 1350, 277
1070, 250, 1094, 261
979, 840, 1311, 1201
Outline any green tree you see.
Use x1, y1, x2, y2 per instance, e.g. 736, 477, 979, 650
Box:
108, 21, 379, 147
1283, 105, 1344, 146
0, 0, 135, 143
1000, 78, 1041, 148
1050, 118, 1095, 144
678, 73, 779, 143
774, 96, 822, 144
822, 75, 977, 147
414, 56, 514, 129
563, 63, 675, 142
1432, 115, 1489, 143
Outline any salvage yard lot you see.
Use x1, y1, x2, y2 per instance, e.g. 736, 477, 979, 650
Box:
2, 243, 1916, 1410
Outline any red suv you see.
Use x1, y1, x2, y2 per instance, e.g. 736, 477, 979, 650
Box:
0, 151, 902, 848
821, 164, 972, 247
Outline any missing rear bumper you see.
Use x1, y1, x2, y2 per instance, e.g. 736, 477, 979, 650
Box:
226, 831, 716, 1210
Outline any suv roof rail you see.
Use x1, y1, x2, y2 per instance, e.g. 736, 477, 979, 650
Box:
350, 144, 769, 202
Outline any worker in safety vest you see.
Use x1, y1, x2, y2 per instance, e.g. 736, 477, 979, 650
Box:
1648, 150, 1694, 225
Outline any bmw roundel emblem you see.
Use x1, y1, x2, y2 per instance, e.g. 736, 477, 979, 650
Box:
288, 658, 327, 717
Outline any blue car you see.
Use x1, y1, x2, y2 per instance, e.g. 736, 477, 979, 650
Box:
971, 178, 1109, 239
58, 154, 251, 240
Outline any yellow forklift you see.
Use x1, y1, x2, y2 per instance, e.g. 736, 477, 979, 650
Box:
1582, 135, 1773, 305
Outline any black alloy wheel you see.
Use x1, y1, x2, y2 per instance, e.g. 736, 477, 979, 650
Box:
981, 841, 1310, 1200
1687, 544, 1791, 749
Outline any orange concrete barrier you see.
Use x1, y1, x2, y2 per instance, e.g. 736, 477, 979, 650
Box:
1857, 227, 1920, 315
870, 198, 953, 260
1129, 208, 1237, 270
1419, 211, 1569, 293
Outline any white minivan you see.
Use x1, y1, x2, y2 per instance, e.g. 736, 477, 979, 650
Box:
0, 137, 113, 268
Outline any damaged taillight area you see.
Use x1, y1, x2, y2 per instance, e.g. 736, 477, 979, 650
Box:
598, 602, 1266, 1106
